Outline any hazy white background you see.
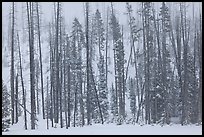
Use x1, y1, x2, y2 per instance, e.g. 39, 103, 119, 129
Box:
2, 2, 201, 33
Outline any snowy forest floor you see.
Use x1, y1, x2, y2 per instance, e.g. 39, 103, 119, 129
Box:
2, 116, 202, 135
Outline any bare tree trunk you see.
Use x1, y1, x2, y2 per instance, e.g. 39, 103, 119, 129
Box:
59, 15, 63, 128
54, 2, 60, 124
17, 32, 27, 130
36, 62, 40, 115
85, 2, 91, 125
198, 11, 202, 124
67, 64, 71, 127
180, 3, 188, 125
63, 39, 68, 129
78, 71, 85, 126
10, 2, 15, 125
27, 2, 36, 129
49, 23, 54, 127
111, 2, 118, 115
46, 77, 49, 130
105, 7, 109, 90
15, 74, 18, 123
36, 2, 45, 119
74, 86, 77, 127
121, 25, 126, 118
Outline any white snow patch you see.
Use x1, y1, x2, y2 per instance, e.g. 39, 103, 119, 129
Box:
2, 123, 202, 135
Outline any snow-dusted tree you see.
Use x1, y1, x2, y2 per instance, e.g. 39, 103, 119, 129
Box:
186, 53, 198, 124
110, 3, 125, 123
70, 17, 85, 127
2, 80, 11, 132
92, 9, 108, 122
159, 2, 171, 124
98, 55, 109, 121
142, 2, 154, 124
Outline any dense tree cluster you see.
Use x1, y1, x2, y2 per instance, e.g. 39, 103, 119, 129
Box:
2, 2, 202, 131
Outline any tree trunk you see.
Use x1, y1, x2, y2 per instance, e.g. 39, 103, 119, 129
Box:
67, 64, 71, 127
54, 2, 60, 124
49, 23, 54, 127
111, 2, 118, 115
27, 2, 36, 130
105, 7, 109, 90
36, 2, 45, 119
15, 74, 18, 123
46, 77, 49, 130
10, 2, 15, 125
85, 2, 91, 125
17, 32, 27, 130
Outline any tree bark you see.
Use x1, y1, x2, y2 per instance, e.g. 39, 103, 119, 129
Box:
27, 2, 36, 129
36, 2, 45, 119
17, 32, 27, 130
15, 74, 18, 123
10, 2, 15, 125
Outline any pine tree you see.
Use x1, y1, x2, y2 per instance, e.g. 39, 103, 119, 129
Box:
159, 2, 171, 124
92, 9, 108, 122
98, 55, 108, 121
2, 80, 11, 132
110, 3, 125, 123
70, 17, 85, 126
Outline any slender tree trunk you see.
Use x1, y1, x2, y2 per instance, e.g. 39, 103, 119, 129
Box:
85, 2, 91, 125
54, 2, 60, 124
67, 64, 71, 127
79, 72, 85, 126
74, 86, 77, 127
59, 16, 63, 128
36, 2, 45, 119
180, 3, 188, 125
27, 2, 36, 129
10, 2, 15, 125
46, 77, 49, 130
105, 7, 109, 90
15, 74, 18, 123
63, 41, 68, 129
121, 25, 125, 118
49, 23, 54, 127
111, 2, 118, 115
198, 12, 202, 124
36, 63, 40, 115
17, 32, 27, 130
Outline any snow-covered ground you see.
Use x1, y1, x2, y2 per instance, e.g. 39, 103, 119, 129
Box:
2, 119, 202, 135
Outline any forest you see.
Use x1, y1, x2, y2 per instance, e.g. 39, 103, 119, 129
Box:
2, 2, 202, 132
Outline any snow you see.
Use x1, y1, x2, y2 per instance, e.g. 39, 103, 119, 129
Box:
2, 119, 202, 135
